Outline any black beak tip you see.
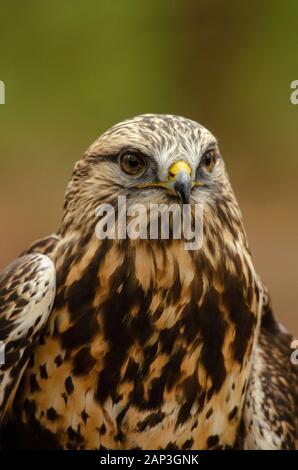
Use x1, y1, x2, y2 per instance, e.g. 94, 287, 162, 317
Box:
174, 181, 190, 204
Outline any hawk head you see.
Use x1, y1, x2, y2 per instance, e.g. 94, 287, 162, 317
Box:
61, 114, 244, 249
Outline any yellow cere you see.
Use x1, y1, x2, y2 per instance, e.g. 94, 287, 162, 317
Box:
168, 160, 192, 181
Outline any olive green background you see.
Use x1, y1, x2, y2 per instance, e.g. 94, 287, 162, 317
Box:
0, 1, 297, 333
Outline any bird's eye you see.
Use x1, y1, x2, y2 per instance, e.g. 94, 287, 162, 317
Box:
119, 152, 147, 176
201, 149, 218, 172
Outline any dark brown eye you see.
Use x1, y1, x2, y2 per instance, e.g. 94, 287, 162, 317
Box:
201, 149, 218, 172
119, 152, 146, 176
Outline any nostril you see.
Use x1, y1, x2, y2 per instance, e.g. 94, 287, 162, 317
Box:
169, 172, 175, 178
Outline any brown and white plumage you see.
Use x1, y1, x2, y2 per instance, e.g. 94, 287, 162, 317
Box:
242, 300, 298, 449
0, 114, 297, 449
0, 253, 55, 425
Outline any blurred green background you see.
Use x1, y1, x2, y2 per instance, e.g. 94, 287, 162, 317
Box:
0, 1, 297, 333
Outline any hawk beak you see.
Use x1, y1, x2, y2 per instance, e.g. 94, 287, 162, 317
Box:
136, 160, 204, 202
168, 161, 192, 204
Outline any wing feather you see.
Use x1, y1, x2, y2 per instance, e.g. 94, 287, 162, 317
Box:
0, 253, 56, 424
243, 300, 298, 449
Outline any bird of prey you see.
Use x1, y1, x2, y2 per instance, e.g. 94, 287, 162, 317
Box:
0, 114, 297, 449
